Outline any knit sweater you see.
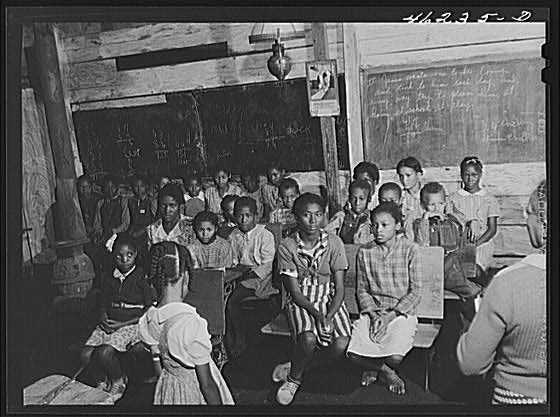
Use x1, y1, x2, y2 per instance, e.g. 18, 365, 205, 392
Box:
457, 254, 546, 400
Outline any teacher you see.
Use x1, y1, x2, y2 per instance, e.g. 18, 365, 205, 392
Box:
456, 180, 547, 405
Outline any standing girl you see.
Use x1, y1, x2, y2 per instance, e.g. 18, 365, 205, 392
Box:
347, 202, 422, 395
449, 157, 499, 281
138, 242, 234, 405
146, 184, 195, 250
273, 193, 352, 405
187, 211, 233, 269
80, 233, 156, 401
205, 167, 243, 223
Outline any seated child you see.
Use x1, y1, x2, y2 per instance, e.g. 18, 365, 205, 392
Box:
347, 202, 422, 395
149, 174, 172, 219
205, 167, 243, 224
240, 170, 265, 222
217, 195, 240, 239
326, 179, 374, 244
351, 161, 380, 211
77, 174, 104, 277
127, 174, 155, 268
261, 164, 285, 222
138, 241, 234, 405
412, 182, 480, 299
80, 233, 156, 401
182, 173, 206, 222
269, 178, 300, 237
225, 197, 277, 358
272, 193, 352, 406
187, 211, 233, 269
378, 182, 402, 205
449, 156, 499, 282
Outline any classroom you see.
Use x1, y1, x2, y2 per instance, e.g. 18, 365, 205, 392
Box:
12, 8, 549, 410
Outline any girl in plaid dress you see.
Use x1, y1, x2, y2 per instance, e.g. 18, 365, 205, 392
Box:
347, 202, 422, 395
273, 193, 352, 405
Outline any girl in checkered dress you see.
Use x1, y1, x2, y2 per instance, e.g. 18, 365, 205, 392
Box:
81, 233, 156, 401
273, 193, 352, 405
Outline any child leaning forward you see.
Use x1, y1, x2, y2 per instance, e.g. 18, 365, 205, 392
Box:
347, 202, 423, 395
273, 193, 352, 406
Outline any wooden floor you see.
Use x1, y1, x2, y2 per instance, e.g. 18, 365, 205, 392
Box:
13, 263, 493, 410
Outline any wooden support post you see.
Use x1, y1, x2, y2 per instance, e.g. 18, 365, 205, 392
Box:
33, 23, 93, 301
312, 23, 342, 215
342, 23, 364, 171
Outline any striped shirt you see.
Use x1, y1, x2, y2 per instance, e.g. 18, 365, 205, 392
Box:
261, 183, 282, 215
187, 236, 233, 269
269, 206, 297, 226
356, 235, 422, 316
146, 214, 195, 249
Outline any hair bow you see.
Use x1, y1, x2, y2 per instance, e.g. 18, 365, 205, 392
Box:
105, 233, 118, 252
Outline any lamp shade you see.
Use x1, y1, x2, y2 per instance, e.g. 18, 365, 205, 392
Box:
249, 22, 307, 44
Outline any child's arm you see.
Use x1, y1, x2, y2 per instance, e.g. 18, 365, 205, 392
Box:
412, 217, 430, 246
150, 198, 158, 219
476, 216, 498, 246
325, 269, 346, 322
195, 364, 222, 405
323, 211, 344, 234
222, 241, 234, 268
283, 274, 325, 323
355, 249, 382, 319
250, 230, 275, 280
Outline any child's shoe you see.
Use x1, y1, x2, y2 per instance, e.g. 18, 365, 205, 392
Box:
276, 376, 301, 405
109, 375, 128, 402
272, 362, 291, 383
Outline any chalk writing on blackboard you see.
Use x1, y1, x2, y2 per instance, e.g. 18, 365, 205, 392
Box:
363, 59, 545, 168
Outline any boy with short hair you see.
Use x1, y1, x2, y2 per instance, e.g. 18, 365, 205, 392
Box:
182, 173, 206, 222
326, 179, 374, 244
217, 195, 240, 239
269, 178, 300, 237
240, 170, 265, 223
225, 197, 277, 358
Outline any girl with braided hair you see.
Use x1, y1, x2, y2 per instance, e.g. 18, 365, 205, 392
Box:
138, 241, 234, 405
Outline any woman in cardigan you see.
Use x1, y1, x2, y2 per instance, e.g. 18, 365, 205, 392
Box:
457, 180, 547, 405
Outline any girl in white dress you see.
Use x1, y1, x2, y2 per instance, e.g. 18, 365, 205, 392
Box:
138, 241, 234, 405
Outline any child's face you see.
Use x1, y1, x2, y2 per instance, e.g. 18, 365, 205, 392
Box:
104, 180, 118, 199
113, 243, 137, 274
242, 175, 259, 193
214, 170, 230, 187
223, 201, 236, 222
159, 177, 171, 190
78, 180, 92, 199
280, 187, 299, 210
398, 166, 421, 190
159, 195, 180, 224
355, 172, 377, 196
296, 202, 324, 235
268, 168, 283, 187
379, 189, 401, 205
461, 166, 482, 193
186, 179, 201, 197
235, 206, 256, 233
372, 211, 401, 244
422, 191, 446, 213
349, 186, 369, 215
132, 180, 147, 198
195, 220, 217, 244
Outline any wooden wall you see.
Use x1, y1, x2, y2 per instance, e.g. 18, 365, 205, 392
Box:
22, 88, 57, 266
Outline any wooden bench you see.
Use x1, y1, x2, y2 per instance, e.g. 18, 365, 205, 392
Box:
261, 244, 445, 392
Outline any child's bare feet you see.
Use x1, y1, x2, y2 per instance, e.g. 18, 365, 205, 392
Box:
360, 370, 378, 386
379, 368, 406, 395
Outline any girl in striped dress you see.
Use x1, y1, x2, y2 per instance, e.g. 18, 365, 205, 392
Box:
449, 157, 499, 282
273, 193, 352, 406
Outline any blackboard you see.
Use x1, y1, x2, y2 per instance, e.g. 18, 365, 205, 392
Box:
362, 58, 545, 169
73, 76, 349, 181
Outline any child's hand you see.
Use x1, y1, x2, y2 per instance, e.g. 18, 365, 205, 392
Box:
371, 311, 397, 343
368, 312, 382, 343
316, 313, 333, 343
466, 220, 481, 243
100, 318, 121, 333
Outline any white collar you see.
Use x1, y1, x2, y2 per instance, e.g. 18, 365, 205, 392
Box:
113, 265, 136, 281
239, 223, 263, 239
184, 191, 205, 202
457, 188, 488, 197
154, 302, 197, 323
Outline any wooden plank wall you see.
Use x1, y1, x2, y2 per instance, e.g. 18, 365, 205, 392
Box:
53, 23, 344, 107
22, 88, 57, 266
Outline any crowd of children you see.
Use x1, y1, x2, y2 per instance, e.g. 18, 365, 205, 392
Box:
73, 153, 546, 407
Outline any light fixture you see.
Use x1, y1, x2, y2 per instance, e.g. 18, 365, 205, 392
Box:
248, 23, 308, 81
